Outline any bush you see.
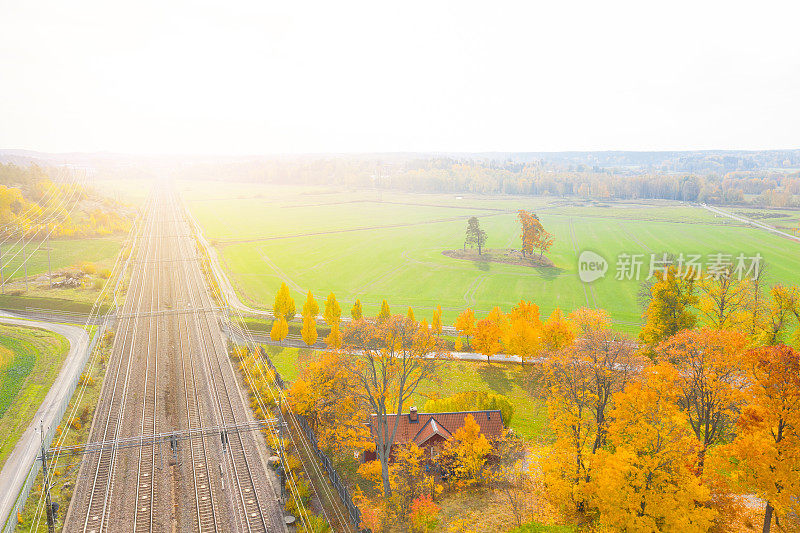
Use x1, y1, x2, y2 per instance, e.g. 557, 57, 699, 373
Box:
93, 279, 105, 290
99, 268, 111, 279
424, 390, 515, 425
79, 262, 97, 275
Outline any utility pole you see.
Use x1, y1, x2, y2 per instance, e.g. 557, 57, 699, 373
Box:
40, 422, 55, 533
23, 239, 28, 292
46, 234, 52, 288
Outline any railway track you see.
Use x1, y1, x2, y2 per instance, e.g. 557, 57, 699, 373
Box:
64, 186, 284, 532
170, 190, 282, 532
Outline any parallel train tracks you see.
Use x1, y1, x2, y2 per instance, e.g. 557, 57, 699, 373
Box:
64, 187, 283, 532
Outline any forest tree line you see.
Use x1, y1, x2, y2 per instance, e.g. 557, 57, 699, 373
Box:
172, 155, 800, 208
0, 163, 132, 238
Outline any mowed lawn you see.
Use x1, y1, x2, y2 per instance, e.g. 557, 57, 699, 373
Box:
264, 346, 549, 440
185, 183, 800, 329
0, 236, 123, 281
0, 324, 69, 470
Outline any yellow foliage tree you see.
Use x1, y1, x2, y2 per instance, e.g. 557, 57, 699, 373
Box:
440, 414, 493, 487
639, 266, 698, 347
724, 345, 800, 532
378, 299, 391, 321
541, 308, 575, 352
506, 300, 543, 365
431, 305, 443, 337
656, 328, 747, 473
325, 322, 342, 349
301, 315, 317, 346
287, 352, 372, 454
273, 282, 296, 321
585, 364, 715, 532
351, 299, 363, 320
270, 317, 288, 343
454, 308, 475, 347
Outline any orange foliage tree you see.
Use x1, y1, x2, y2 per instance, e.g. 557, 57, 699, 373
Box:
725, 345, 800, 532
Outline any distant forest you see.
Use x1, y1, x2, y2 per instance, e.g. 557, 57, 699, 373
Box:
2, 149, 799, 208
169, 150, 800, 207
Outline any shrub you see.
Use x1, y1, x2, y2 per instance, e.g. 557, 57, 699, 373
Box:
99, 268, 111, 279
79, 261, 97, 275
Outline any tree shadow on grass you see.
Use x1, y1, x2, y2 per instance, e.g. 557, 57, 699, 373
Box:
532, 265, 565, 281
473, 259, 491, 271
476, 363, 512, 395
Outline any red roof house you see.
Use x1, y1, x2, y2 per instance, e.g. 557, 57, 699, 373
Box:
364, 407, 505, 462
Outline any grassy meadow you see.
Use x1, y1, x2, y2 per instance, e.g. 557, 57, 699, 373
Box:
263, 345, 549, 440
183, 181, 800, 330
0, 324, 69, 470
0, 236, 123, 282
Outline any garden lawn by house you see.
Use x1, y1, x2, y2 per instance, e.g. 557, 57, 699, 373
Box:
262, 345, 549, 440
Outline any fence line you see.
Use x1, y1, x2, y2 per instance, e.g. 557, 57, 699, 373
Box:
258, 346, 366, 532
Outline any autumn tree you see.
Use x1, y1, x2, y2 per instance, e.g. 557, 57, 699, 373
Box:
489, 431, 529, 528
301, 316, 317, 346
358, 442, 438, 528
639, 266, 698, 347
302, 290, 319, 318
431, 305, 442, 337
751, 284, 800, 347
270, 316, 288, 343
287, 352, 372, 454
323, 292, 341, 328
454, 308, 475, 348
351, 299, 363, 320
543, 327, 638, 514
568, 307, 611, 336
541, 308, 575, 352
406, 306, 415, 323
464, 216, 487, 255
340, 316, 447, 498
506, 300, 543, 365
273, 282, 296, 321
725, 345, 800, 532
301, 291, 319, 346
586, 364, 715, 532
377, 299, 391, 322
517, 210, 540, 257
534, 230, 554, 258
697, 267, 754, 329
473, 307, 506, 363
656, 328, 747, 473
440, 414, 493, 487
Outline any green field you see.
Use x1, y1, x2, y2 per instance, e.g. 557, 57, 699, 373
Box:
0, 237, 123, 282
264, 345, 548, 439
0, 324, 69, 469
184, 181, 800, 329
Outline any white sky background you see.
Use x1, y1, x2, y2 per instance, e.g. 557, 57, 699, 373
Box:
0, 0, 798, 155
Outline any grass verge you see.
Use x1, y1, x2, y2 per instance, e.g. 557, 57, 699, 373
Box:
0, 325, 69, 470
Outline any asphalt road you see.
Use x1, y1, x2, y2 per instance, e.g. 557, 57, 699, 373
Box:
0, 312, 90, 527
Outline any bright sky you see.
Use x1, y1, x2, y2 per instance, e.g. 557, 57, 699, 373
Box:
1, 0, 798, 155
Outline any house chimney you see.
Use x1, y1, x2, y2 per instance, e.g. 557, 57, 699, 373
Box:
409, 406, 418, 422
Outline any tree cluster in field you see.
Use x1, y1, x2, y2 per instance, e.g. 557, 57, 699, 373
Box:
462, 210, 554, 259
0, 164, 132, 238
